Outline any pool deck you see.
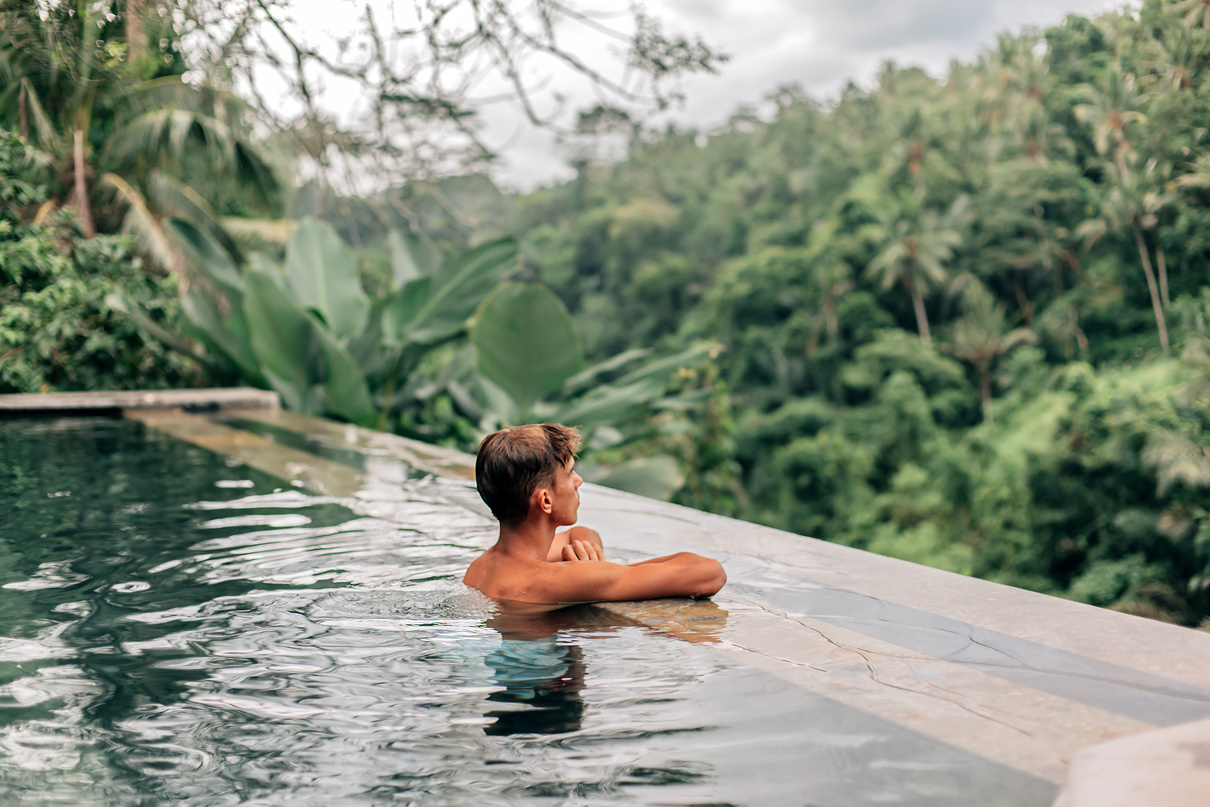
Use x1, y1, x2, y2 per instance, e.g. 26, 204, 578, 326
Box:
0, 387, 279, 413
5, 390, 1210, 805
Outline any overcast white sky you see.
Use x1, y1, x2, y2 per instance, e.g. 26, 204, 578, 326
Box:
480, 0, 1129, 190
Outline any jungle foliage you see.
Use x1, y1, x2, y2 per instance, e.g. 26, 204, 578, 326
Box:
5, 1, 1210, 624
406, 2, 1210, 624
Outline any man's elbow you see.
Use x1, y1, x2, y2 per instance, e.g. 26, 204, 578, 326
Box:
690, 557, 726, 598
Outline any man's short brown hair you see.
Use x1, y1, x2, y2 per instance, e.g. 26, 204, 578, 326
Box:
476, 424, 581, 526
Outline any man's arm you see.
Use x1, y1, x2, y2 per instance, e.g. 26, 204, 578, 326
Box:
544, 552, 725, 602
546, 526, 604, 562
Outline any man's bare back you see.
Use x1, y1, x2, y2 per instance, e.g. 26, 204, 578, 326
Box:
464, 424, 726, 606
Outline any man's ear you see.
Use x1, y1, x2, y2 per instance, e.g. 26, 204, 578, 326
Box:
533, 487, 554, 516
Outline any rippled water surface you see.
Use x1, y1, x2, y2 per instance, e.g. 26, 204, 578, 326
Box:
0, 418, 736, 805
1, 417, 1052, 806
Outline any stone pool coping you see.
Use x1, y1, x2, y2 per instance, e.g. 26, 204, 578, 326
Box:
0, 387, 278, 413
4, 390, 1209, 804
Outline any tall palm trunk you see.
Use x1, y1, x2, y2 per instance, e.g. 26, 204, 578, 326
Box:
978, 362, 993, 424
1157, 243, 1169, 308
71, 129, 96, 237
1013, 276, 1034, 327
18, 80, 28, 141
125, 0, 146, 61
905, 276, 932, 348
1132, 223, 1169, 355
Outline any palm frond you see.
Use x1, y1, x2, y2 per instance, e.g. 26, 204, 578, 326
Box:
101, 172, 194, 282
1143, 429, 1210, 496
20, 80, 58, 149
107, 108, 280, 205
145, 169, 244, 261
221, 217, 298, 243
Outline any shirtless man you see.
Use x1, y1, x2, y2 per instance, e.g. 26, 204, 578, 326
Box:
463, 423, 726, 605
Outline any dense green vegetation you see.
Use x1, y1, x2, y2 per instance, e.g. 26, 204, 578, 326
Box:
3, 1, 1210, 624
424, 3, 1210, 625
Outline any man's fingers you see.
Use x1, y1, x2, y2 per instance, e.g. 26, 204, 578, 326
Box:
562, 540, 602, 562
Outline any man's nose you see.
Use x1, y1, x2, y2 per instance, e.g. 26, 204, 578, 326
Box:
573, 472, 583, 488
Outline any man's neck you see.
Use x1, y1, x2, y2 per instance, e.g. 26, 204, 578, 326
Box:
496, 517, 557, 561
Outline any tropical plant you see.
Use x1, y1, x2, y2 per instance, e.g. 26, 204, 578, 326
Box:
0, 1, 279, 252
943, 281, 1037, 423
1076, 152, 1176, 354
113, 218, 518, 427
1074, 65, 1148, 158
864, 187, 968, 348
455, 280, 716, 498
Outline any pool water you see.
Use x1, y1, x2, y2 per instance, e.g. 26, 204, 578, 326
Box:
0, 417, 1053, 806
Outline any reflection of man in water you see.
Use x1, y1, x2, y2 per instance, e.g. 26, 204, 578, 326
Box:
477, 588, 731, 737
463, 424, 726, 605
482, 608, 589, 736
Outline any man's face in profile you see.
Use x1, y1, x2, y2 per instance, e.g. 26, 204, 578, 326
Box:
549, 458, 583, 525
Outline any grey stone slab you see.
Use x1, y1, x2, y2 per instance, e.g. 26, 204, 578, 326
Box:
0, 387, 279, 412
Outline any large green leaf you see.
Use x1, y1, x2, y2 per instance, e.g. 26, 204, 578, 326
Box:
612, 341, 717, 387
178, 288, 265, 384
388, 229, 441, 288
585, 456, 684, 501
243, 268, 319, 413
165, 218, 243, 298
283, 217, 369, 340
552, 378, 664, 431
563, 348, 651, 395
473, 282, 583, 420
380, 277, 433, 347
401, 238, 518, 345
313, 324, 376, 427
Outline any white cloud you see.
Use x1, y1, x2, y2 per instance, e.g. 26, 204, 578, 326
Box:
487, 0, 1127, 190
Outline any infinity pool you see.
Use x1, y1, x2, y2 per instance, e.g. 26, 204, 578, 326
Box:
0, 415, 1056, 805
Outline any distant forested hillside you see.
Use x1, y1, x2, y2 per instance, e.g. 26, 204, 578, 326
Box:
390, 3, 1210, 625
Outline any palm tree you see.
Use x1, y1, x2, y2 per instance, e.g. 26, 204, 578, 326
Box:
1147, 23, 1199, 90
1143, 327, 1210, 495
865, 188, 968, 348
1076, 153, 1175, 354
944, 281, 1036, 423
1168, 0, 1210, 28
1074, 66, 1148, 159
0, 2, 278, 264
803, 218, 854, 349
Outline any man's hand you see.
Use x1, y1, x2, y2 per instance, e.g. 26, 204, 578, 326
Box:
547, 526, 605, 562
561, 539, 604, 562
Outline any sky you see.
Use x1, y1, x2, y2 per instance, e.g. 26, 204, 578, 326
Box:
481, 0, 1130, 190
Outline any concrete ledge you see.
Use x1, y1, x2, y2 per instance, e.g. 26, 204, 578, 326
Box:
1053, 716, 1210, 806
0, 387, 279, 414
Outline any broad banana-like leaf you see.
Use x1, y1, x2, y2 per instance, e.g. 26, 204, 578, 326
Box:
474, 282, 583, 420
178, 288, 266, 384
552, 378, 664, 431
284, 217, 370, 340
585, 456, 684, 501
243, 268, 319, 413
399, 238, 518, 345
165, 218, 243, 298
345, 296, 391, 372
563, 348, 651, 395
380, 277, 433, 348
389, 229, 441, 288
221, 217, 297, 243
105, 291, 204, 360
313, 323, 376, 427
612, 342, 718, 387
